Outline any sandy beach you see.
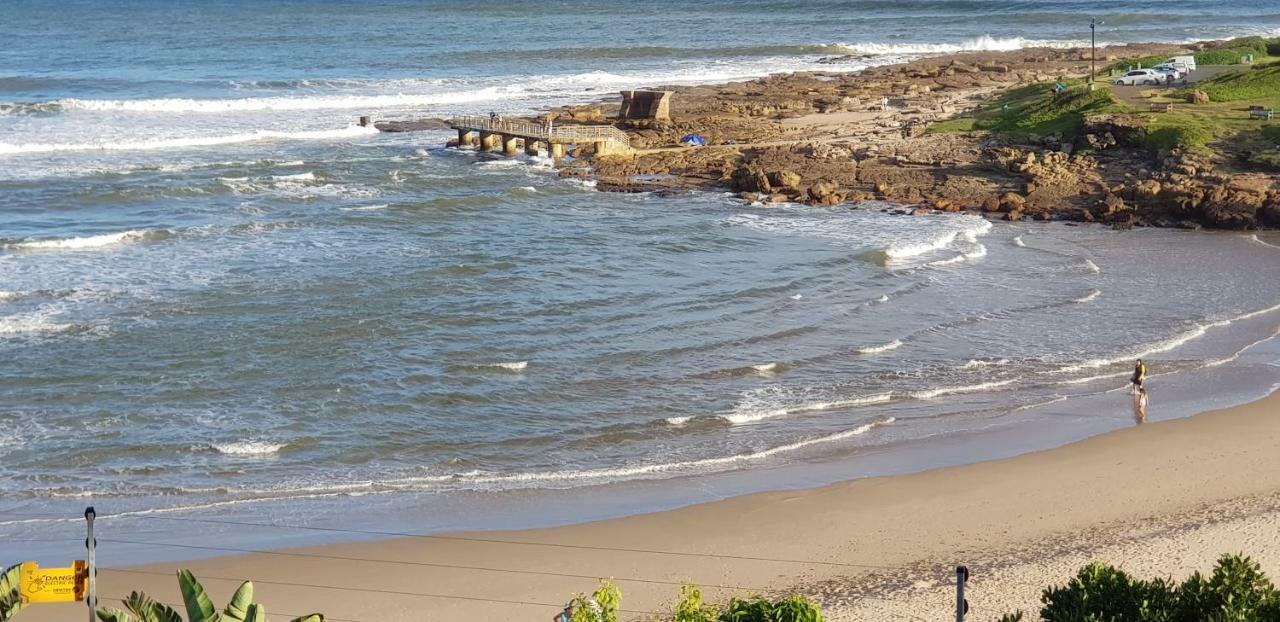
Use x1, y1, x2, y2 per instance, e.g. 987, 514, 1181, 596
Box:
15, 390, 1276, 622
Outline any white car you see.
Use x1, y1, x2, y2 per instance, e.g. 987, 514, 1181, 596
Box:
1113, 69, 1164, 86
1152, 65, 1185, 80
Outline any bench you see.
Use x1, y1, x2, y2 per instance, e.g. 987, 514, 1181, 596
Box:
1250, 108, 1275, 120
1149, 103, 1174, 113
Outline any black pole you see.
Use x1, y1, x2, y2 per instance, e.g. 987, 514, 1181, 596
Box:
1090, 19, 1097, 82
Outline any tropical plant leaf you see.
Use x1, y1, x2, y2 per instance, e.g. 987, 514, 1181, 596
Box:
97, 607, 140, 622
222, 581, 255, 622
177, 569, 218, 622
286, 615, 324, 622
123, 590, 184, 622
1, 564, 24, 622
242, 603, 265, 622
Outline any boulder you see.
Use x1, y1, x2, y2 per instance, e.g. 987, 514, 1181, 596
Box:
768, 170, 802, 190
1187, 90, 1210, 105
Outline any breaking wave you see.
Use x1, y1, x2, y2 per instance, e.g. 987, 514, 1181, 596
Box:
481, 361, 529, 371
834, 35, 1083, 56
1074, 289, 1101, 304
206, 441, 286, 456
857, 339, 903, 354
3, 229, 170, 250
0, 125, 377, 155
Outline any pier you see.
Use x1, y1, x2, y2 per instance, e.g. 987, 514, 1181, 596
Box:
447, 116, 632, 161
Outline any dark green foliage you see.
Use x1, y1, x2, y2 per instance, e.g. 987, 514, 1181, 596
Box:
1007, 554, 1280, 621
1268, 38, 1280, 57
1040, 562, 1177, 621
1198, 65, 1280, 102
1142, 125, 1215, 153
718, 595, 823, 622
1264, 126, 1280, 144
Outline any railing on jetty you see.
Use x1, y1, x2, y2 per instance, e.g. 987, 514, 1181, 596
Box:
449, 116, 631, 148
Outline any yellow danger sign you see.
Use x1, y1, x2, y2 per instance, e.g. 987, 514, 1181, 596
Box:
18, 561, 87, 604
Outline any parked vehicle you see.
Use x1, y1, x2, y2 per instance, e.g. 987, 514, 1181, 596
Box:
1113, 69, 1163, 86
1152, 64, 1185, 80
1163, 55, 1197, 72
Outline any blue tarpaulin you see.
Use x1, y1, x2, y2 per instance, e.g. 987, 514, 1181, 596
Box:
680, 133, 706, 147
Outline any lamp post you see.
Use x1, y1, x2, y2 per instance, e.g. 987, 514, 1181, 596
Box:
1090, 18, 1097, 82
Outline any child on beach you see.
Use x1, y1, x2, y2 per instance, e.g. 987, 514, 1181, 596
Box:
1134, 387, 1149, 424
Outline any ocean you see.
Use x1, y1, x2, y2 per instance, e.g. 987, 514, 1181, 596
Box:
3, 0, 1280, 563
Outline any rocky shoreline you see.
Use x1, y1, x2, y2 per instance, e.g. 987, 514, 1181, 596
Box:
537, 40, 1280, 230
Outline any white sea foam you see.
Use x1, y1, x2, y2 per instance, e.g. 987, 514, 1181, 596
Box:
835, 35, 1083, 56
483, 361, 529, 371
339, 204, 390, 212
0, 311, 74, 336
5, 229, 162, 251
517, 186, 538, 193
1081, 259, 1101, 274
886, 219, 993, 261
1074, 289, 1102, 304
42, 86, 529, 114
421, 418, 897, 485
664, 416, 693, 426
857, 339, 903, 354
962, 358, 1010, 369
1250, 234, 1280, 250
208, 441, 286, 456
0, 125, 377, 155
909, 378, 1018, 400
723, 392, 893, 424
270, 171, 316, 181
1056, 301, 1280, 374
790, 294, 803, 300
874, 294, 890, 303
751, 362, 782, 373
1012, 236, 1026, 247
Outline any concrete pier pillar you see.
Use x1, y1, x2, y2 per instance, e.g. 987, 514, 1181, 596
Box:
550, 142, 566, 161
524, 139, 541, 157
501, 134, 519, 157
458, 129, 476, 147
478, 131, 499, 151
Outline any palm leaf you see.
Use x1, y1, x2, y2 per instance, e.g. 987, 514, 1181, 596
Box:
1, 564, 25, 622
222, 581, 255, 622
97, 608, 139, 622
177, 570, 218, 622
124, 590, 184, 622
287, 616, 324, 622
243, 603, 266, 622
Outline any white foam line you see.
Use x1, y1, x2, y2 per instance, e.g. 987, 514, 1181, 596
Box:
1012, 395, 1069, 412
857, 339, 903, 354
962, 358, 1010, 369
5, 229, 157, 250
909, 378, 1018, 400
0, 125, 377, 156
1074, 289, 1101, 304
206, 441, 286, 456
482, 361, 528, 371
723, 393, 894, 424
411, 418, 898, 484
1250, 234, 1280, 250
1081, 259, 1101, 274
751, 362, 781, 373
339, 204, 390, 212
834, 35, 1084, 55
1012, 236, 1026, 247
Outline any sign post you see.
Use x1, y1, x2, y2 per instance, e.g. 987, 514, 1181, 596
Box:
85, 507, 96, 621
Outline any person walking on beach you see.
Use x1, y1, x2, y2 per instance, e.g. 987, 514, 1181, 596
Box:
1134, 387, 1149, 424
1131, 358, 1147, 391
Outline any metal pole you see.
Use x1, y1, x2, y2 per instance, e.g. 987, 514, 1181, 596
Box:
85, 507, 96, 622
956, 565, 968, 622
1090, 19, 1096, 82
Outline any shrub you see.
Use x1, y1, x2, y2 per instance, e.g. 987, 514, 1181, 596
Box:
1268, 38, 1280, 57
569, 580, 621, 622
719, 595, 822, 622
1142, 124, 1215, 153
0, 565, 22, 622
96, 570, 322, 622
673, 585, 718, 622
1005, 554, 1280, 621
1253, 151, 1280, 171
1226, 36, 1270, 57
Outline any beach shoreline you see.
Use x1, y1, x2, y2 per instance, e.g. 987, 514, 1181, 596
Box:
18, 387, 1279, 622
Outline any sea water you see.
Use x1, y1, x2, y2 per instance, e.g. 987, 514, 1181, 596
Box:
3, 0, 1280, 563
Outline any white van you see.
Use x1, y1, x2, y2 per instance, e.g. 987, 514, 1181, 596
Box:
1163, 55, 1197, 73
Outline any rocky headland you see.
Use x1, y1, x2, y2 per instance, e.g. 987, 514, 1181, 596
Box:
533, 39, 1280, 230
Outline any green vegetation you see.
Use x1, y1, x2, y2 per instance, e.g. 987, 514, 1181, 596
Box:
96, 570, 323, 622
1003, 553, 1280, 621
1118, 36, 1279, 71
569, 580, 621, 622
1, 565, 22, 622
666, 585, 823, 622
928, 81, 1119, 140
564, 581, 823, 622
1198, 64, 1280, 102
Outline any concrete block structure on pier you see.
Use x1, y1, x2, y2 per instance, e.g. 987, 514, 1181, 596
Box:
449, 116, 632, 163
